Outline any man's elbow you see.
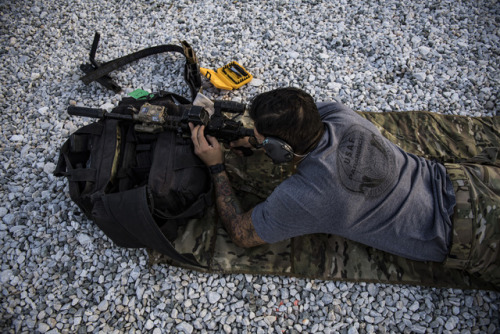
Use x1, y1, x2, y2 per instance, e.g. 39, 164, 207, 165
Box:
231, 236, 254, 249
230, 234, 264, 249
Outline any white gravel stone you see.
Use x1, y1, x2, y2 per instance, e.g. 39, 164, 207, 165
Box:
97, 299, 108, 312
250, 78, 264, 87
0, 208, 8, 218
9, 135, 24, 142
0, 270, 13, 284
38, 107, 49, 115
100, 102, 115, 111
43, 162, 56, 175
38, 323, 50, 333
207, 291, 221, 304
176, 322, 194, 334
419, 46, 431, 56
145, 319, 154, 330
2, 214, 15, 225
445, 316, 459, 330
414, 72, 427, 82
409, 301, 420, 312
76, 233, 93, 245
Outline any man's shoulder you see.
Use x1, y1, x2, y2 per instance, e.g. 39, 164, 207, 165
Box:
316, 101, 357, 119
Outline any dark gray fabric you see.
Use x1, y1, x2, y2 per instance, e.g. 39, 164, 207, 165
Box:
252, 102, 456, 262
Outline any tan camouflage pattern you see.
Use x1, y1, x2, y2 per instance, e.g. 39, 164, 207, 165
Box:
360, 111, 499, 164
442, 164, 474, 271
444, 163, 500, 288
168, 206, 218, 268
149, 111, 500, 291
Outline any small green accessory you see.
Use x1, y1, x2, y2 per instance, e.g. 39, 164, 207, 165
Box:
128, 89, 154, 100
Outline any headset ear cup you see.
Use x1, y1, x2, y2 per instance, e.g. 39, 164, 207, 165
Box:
262, 137, 294, 164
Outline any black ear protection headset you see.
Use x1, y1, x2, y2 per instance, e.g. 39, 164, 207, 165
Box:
251, 136, 307, 164
261, 137, 295, 164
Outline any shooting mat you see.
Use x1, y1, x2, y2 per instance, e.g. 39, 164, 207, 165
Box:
149, 111, 500, 291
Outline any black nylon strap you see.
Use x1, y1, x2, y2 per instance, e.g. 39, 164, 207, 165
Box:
136, 144, 152, 152
74, 122, 104, 135
67, 168, 97, 182
80, 32, 122, 93
80, 38, 201, 100
54, 140, 71, 177
156, 91, 192, 105
81, 44, 185, 85
70, 135, 90, 153
54, 122, 103, 178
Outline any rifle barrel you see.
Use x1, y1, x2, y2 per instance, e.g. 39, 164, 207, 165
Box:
67, 106, 133, 121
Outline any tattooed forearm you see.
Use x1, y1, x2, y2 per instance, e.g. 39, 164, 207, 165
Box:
213, 172, 240, 202
212, 171, 265, 248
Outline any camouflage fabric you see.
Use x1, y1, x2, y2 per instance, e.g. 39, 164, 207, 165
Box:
360, 111, 499, 164
149, 111, 500, 291
444, 163, 500, 288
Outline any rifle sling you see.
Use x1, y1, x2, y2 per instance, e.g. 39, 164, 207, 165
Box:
80, 33, 201, 100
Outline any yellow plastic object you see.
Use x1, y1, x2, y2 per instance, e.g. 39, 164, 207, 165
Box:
200, 61, 253, 90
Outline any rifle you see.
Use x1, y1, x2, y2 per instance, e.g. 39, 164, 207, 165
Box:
67, 100, 254, 145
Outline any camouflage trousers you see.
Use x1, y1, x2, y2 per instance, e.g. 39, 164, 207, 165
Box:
150, 111, 500, 291
363, 111, 500, 289
444, 163, 500, 288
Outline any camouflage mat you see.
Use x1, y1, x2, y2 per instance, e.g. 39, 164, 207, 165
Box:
149, 111, 500, 291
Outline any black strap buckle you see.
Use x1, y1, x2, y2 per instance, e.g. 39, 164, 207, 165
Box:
80, 32, 122, 93
181, 41, 202, 99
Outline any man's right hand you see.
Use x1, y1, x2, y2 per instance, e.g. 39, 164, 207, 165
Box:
229, 137, 253, 149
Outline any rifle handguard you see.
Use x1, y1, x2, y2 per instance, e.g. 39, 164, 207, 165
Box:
68, 106, 106, 119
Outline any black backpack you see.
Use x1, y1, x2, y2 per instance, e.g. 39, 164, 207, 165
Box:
54, 35, 210, 267
54, 92, 212, 267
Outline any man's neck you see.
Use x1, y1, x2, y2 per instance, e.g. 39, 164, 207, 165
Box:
297, 126, 325, 157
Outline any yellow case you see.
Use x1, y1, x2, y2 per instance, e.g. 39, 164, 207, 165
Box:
200, 61, 253, 90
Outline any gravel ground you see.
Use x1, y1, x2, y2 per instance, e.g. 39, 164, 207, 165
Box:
1, 0, 499, 333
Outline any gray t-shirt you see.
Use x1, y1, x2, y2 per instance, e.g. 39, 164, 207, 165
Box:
252, 102, 456, 262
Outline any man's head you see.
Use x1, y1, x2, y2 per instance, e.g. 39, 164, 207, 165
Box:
249, 87, 324, 155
